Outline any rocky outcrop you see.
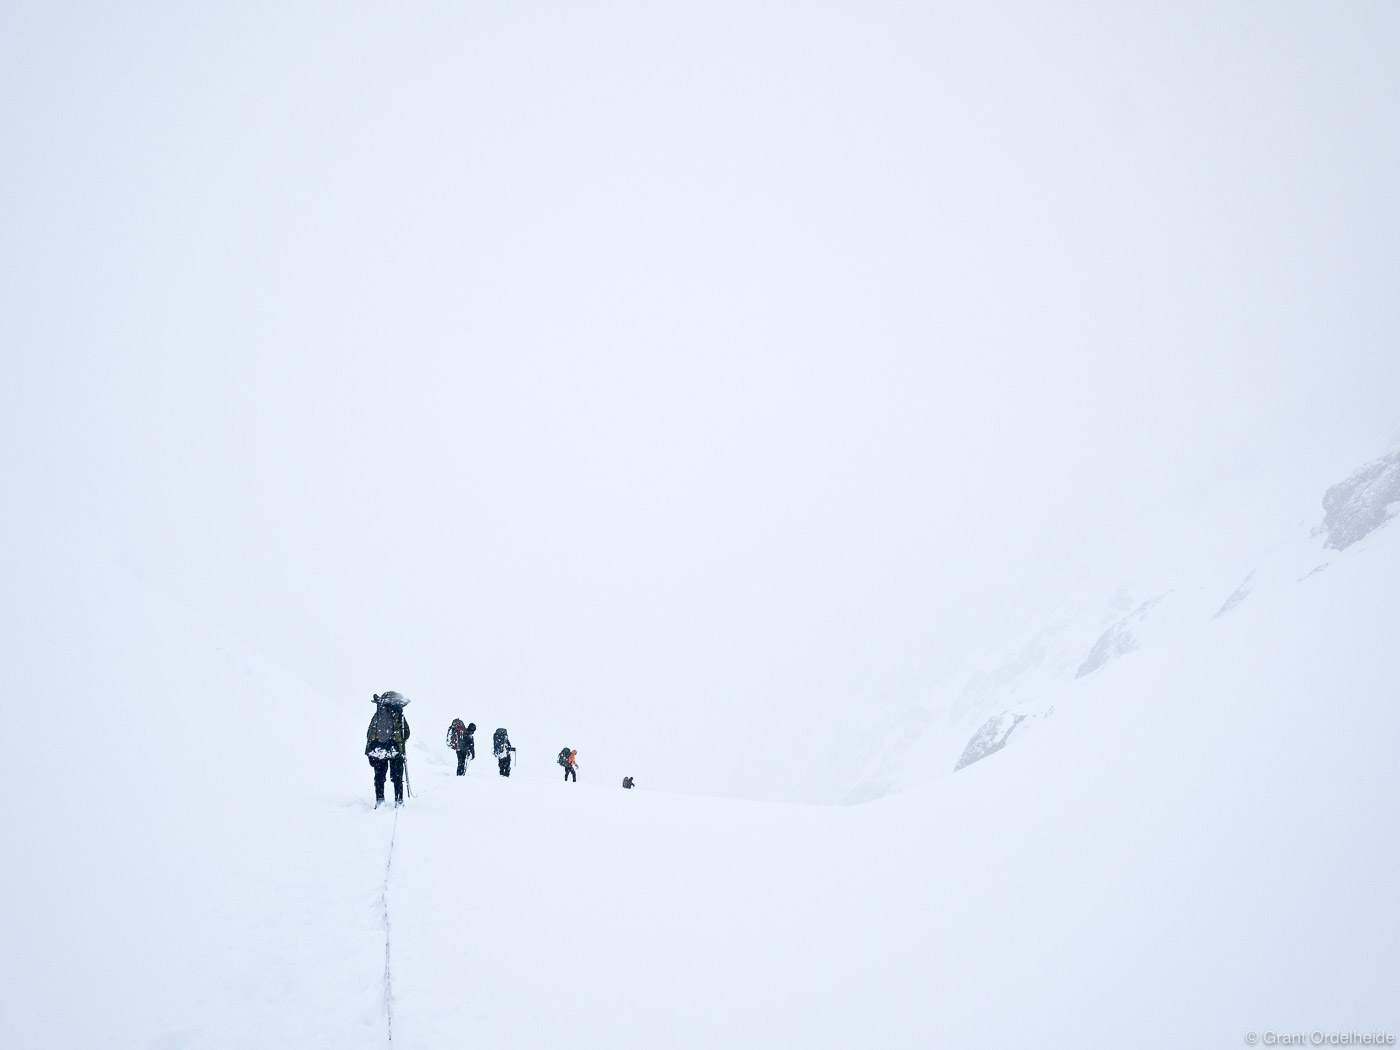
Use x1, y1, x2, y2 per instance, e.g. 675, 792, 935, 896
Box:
1075, 594, 1167, 678
954, 711, 1027, 771
1214, 573, 1255, 619
1322, 450, 1400, 550
1075, 621, 1138, 678
951, 637, 1047, 722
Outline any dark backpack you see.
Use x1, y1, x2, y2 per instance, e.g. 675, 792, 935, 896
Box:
493, 728, 509, 755
558, 747, 571, 767
371, 706, 398, 746
447, 719, 467, 750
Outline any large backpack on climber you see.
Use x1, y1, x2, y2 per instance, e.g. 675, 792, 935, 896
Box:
364, 691, 408, 756
493, 727, 509, 757
366, 692, 409, 757
447, 719, 468, 750
558, 747, 571, 767
371, 706, 398, 746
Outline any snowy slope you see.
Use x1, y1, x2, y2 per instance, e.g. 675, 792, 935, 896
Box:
821, 448, 1400, 806
3, 451, 1398, 1048
385, 503, 1400, 1048
2, 547, 394, 1049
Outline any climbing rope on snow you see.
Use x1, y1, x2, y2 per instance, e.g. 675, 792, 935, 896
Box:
381, 809, 399, 1043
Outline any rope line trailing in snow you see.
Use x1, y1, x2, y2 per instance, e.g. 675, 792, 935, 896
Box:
380, 753, 444, 1043
382, 808, 399, 1044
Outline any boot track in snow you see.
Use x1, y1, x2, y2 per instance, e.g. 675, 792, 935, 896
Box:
381, 809, 399, 1044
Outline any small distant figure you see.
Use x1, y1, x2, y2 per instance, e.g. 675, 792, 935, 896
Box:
558, 748, 578, 782
622, 776, 634, 790
366, 691, 411, 808
447, 719, 474, 775
493, 728, 514, 776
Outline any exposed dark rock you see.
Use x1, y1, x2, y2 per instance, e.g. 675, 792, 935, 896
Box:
1214, 572, 1255, 619
1322, 450, 1400, 550
1076, 622, 1137, 678
1075, 594, 1166, 678
954, 711, 1027, 771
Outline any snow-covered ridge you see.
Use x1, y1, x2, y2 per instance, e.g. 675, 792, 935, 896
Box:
2, 548, 394, 1047
5, 451, 1398, 1047
829, 447, 1400, 804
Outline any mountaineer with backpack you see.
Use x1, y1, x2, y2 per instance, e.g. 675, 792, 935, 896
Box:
622, 776, 634, 789
447, 719, 475, 775
558, 747, 578, 782
366, 691, 411, 808
493, 727, 515, 777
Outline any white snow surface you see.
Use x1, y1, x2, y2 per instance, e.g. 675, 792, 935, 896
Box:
3, 472, 1399, 1047
815, 451, 1400, 807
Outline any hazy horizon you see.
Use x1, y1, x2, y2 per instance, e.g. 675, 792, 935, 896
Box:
5, 1, 1399, 795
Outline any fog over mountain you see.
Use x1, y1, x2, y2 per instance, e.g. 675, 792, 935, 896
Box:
5, 3, 1400, 1045
810, 447, 1400, 805
6, 1, 1400, 800
4, 439, 1397, 1048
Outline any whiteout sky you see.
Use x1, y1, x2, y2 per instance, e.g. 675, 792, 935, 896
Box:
4, 2, 1399, 790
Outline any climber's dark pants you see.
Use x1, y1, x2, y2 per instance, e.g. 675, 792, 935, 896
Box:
371, 755, 404, 800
